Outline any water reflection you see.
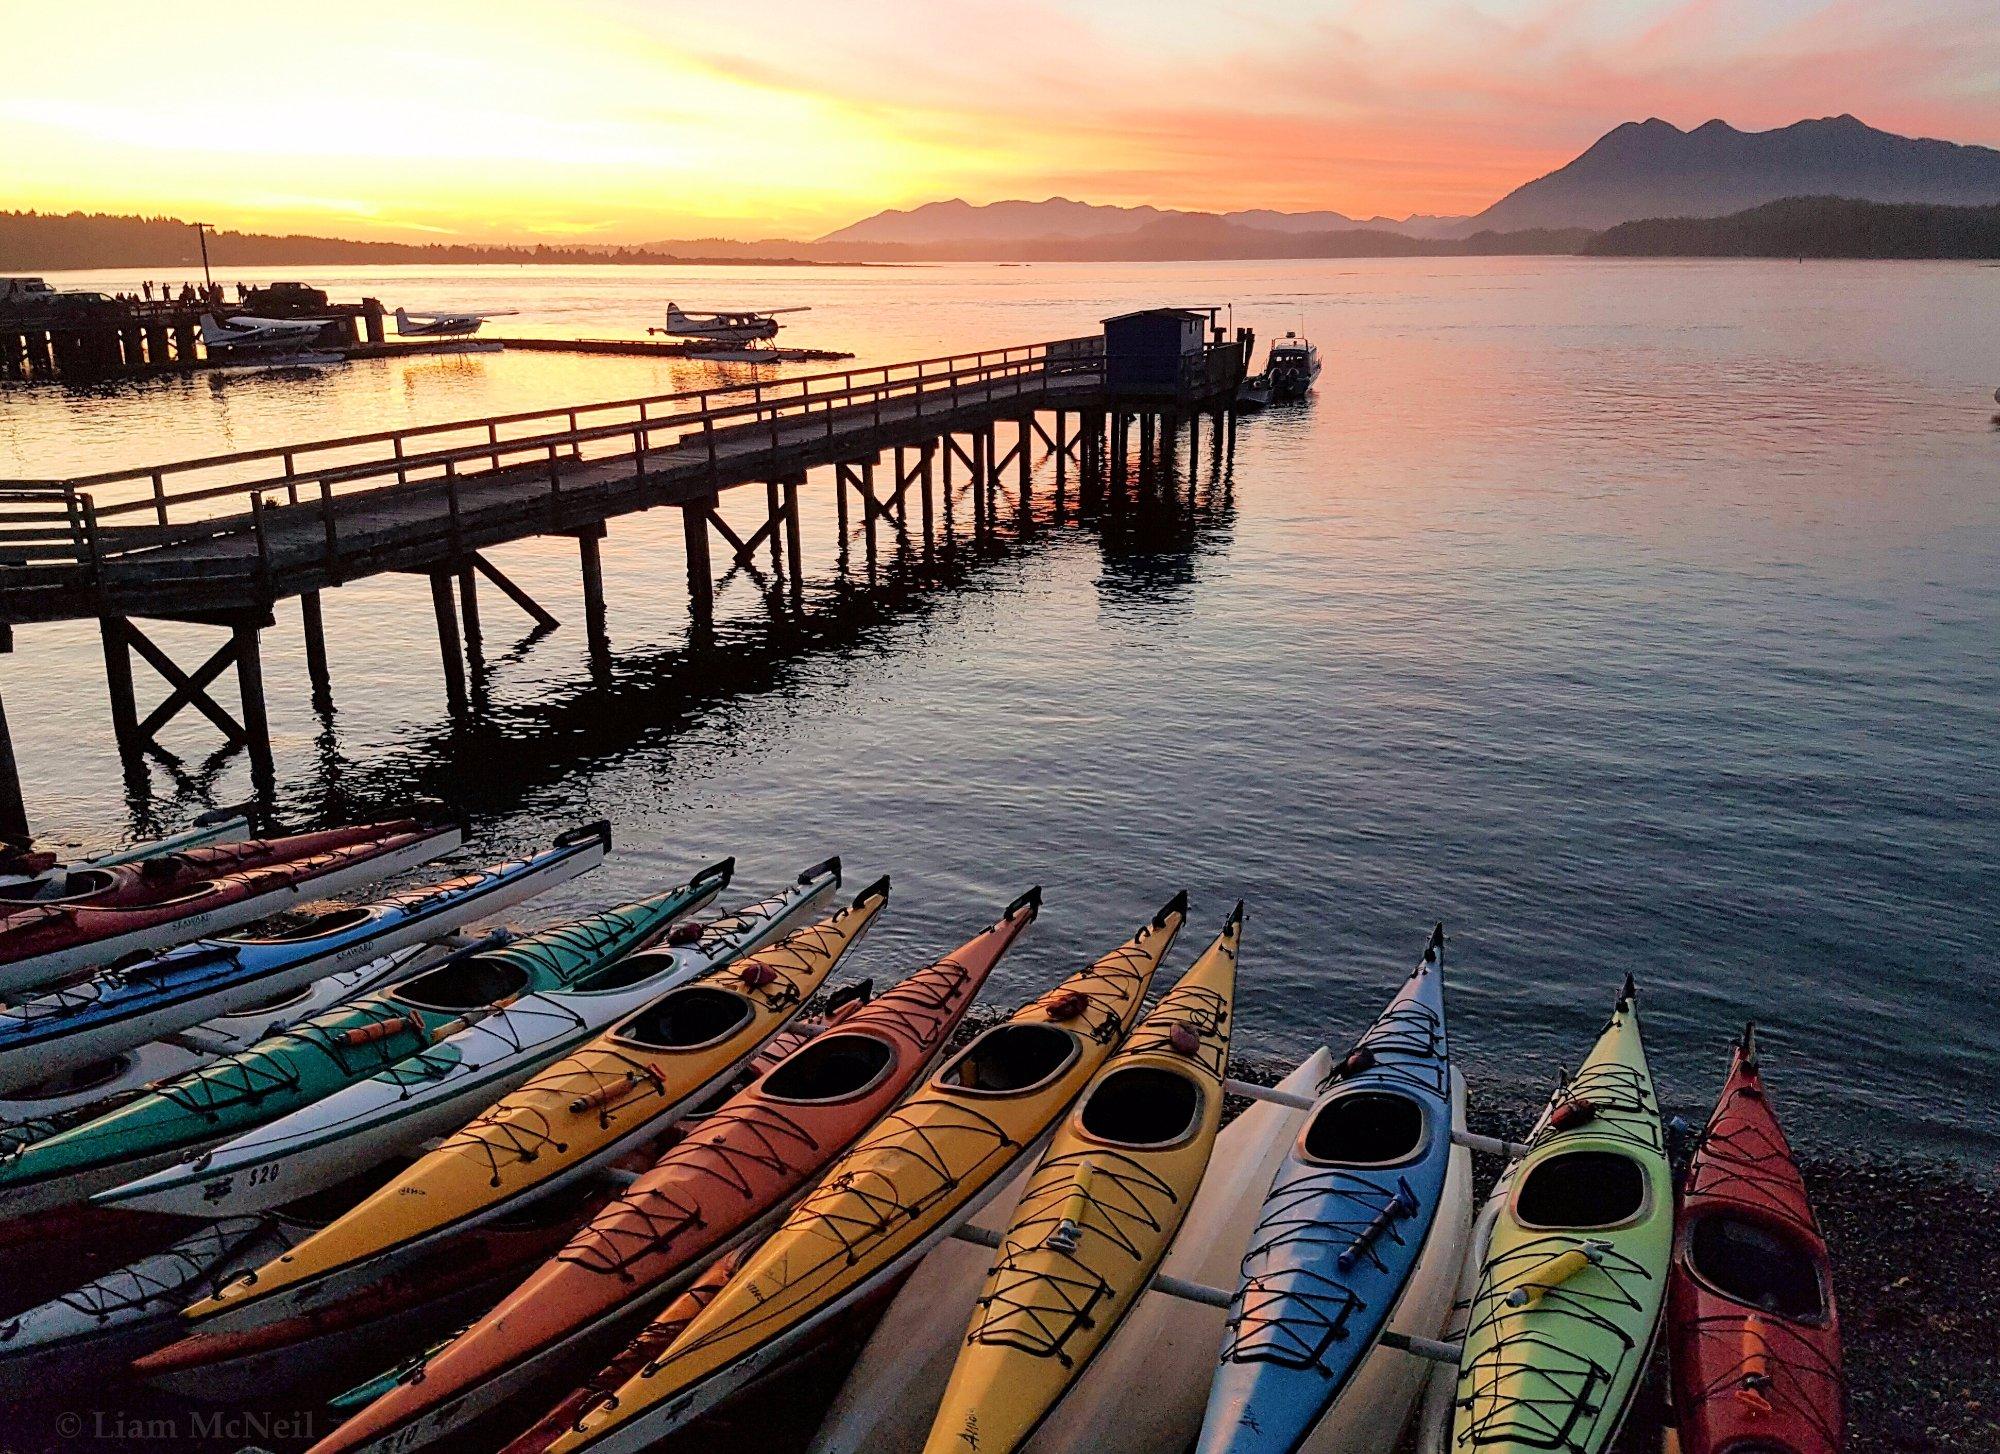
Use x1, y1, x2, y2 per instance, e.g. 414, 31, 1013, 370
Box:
214, 424, 1243, 832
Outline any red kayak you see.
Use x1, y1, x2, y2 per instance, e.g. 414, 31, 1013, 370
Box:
306, 886, 1041, 1454
0, 818, 460, 996
498, 1242, 753, 1454
1669, 1025, 1844, 1454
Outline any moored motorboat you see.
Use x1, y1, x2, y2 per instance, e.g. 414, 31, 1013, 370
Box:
303, 887, 1038, 1454
1441, 978, 1671, 1454
922, 905, 1242, 1454
166, 859, 837, 1321
0, 824, 608, 1095
543, 892, 1186, 1454
1265, 333, 1321, 401
31, 862, 731, 1224
1198, 925, 1473, 1454
202, 876, 885, 1321
0, 816, 462, 997
1667, 1026, 1843, 1454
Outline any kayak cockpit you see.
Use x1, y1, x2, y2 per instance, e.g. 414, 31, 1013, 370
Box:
391, 957, 531, 1013
1301, 1088, 1428, 1167
227, 906, 375, 943
761, 1032, 895, 1102
1515, 1149, 1647, 1229
1078, 1064, 1202, 1147
936, 1022, 1079, 1096
0, 869, 119, 905
1688, 1212, 1828, 1322
613, 987, 755, 1052
571, 950, 684, 993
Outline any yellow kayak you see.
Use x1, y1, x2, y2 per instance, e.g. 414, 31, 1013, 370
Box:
924, 903, 1240, 1454
547, 891, 1189, 1454
193, 878, 888, 1318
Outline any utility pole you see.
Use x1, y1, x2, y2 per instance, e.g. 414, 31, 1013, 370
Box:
191, 221, 214, 290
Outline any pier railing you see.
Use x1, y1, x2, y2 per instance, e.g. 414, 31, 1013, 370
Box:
0, 335, 1104, 578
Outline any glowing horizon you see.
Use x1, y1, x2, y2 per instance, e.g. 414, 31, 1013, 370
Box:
6, 0, 1998, 243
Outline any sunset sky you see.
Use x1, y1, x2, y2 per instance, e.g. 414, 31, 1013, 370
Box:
7, 0, 1998, 241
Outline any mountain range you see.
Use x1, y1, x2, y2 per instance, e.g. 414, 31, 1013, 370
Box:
817, 116, 2000, 254
10, 116, 2000, 271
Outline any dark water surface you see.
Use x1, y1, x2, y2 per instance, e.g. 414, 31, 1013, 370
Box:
3, 259, 1995, 1165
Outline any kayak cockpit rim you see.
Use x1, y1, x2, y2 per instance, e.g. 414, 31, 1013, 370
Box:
758, 1030, 898, 1103
0, 868, 124, 904
389, 956, 531, 1012
610, 986, 757, 1053
1683, 1209, 1832, 1325
569, 949, 691, 993
1298, 1086, 1434, 1169
1075, 1063, 1205, 1150
934, 1021, 1081, 1097
1512, 1148, 1653, 1231
222, 906, 377, 943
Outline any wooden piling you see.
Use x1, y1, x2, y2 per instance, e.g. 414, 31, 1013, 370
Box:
919, 443, 936, 550
100, 617, 142, 762
782, 479, 804, 587
456, 562, 483, 659
429, 573, 469, 716
233, 619, 274, 788
300, 590, 332, 705
682, 501, 713, 624
0, 680, 26, 846
577, 525, 610, 655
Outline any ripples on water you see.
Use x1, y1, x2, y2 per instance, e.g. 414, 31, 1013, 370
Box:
1, 259, 1994, 1165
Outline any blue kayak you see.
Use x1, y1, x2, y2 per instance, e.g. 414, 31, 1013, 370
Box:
1197, 927, 1469, 1454
0, 823, 609, 1097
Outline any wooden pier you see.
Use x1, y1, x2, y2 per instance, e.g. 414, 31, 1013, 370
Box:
0, 297, 387, 383
0, 315, 1250, 840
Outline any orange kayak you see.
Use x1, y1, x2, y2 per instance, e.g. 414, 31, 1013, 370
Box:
305, 887, 1042, 1454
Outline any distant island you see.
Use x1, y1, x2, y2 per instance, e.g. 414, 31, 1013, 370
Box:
1587, 196, 2000, 259
9, 116, 2000, 271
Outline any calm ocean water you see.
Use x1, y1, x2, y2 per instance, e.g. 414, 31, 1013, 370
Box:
1, 259, 1994, 1165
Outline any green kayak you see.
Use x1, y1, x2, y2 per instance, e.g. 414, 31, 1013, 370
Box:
0, 860, 732, 1220
1447, 977, 1671, 1454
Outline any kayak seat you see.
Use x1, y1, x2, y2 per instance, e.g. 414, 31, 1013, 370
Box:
1689, 1212, 1826, 1321
762, 1032, 896, 1102
232, 906, 375, 943
617, 987, 755, 1051
1302, 1089, 1426, 1167
394, 957, 531, 1012
936, 1023, 1079, 1096
1078, 1065, 1201, 1147
1515, 1150, 1646, 1230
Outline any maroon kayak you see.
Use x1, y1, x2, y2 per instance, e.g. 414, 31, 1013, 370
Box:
0, 818, 460, 996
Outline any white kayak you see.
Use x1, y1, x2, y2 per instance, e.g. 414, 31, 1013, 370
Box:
121, 861, 842, 1323
808, 1049, 1336, 1454
0, 1214, 285, 1399
0, 934, 496, 1128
